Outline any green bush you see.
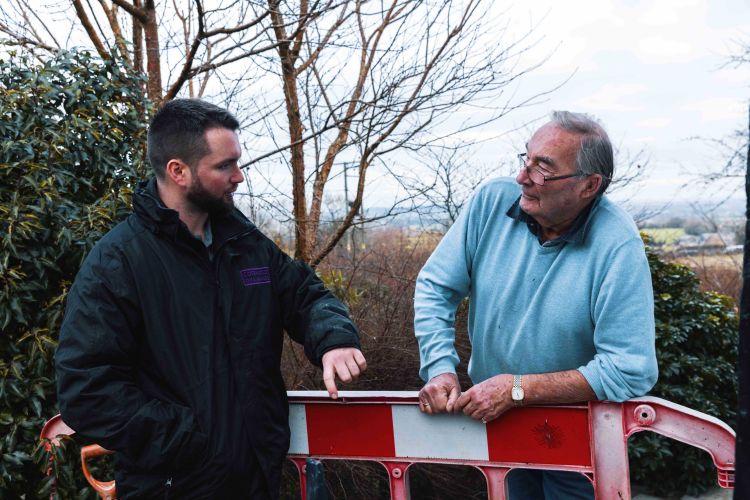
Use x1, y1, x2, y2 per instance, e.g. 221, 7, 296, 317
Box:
0, 46, 148, 498
628, 244, 738, 496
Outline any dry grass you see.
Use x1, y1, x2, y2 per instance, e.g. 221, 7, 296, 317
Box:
675, 253, 742, 305
279, 228, 480, 499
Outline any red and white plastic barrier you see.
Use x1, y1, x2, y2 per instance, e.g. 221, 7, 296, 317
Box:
286, 392, 736, 500
41, 392, 735, 500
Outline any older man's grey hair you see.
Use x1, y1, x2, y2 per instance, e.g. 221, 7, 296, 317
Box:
551, 110, 614, 194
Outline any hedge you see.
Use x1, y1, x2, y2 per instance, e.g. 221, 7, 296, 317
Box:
0, 46, 147, 498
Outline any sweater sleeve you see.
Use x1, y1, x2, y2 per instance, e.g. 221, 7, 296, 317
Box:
273, 248, 360, 366
55, 244, 208, 470
577, 237, 659, 401
414, 191, 481, 382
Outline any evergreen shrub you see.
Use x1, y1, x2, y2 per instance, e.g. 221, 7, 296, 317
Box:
0, 46, 147, 498
628, 243, 738, 496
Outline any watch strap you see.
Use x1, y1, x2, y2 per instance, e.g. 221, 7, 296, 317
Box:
512, 374, 524, 405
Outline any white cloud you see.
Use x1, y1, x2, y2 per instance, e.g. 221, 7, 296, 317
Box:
682, 97, 747, 122
713, 66, 750, 86
573, 83, 647, 112
637, 0, 707, 27
636, 118, 672, 129
637, 37, 700, 64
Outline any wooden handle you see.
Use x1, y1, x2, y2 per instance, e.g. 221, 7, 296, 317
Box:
80, 445, 116, 500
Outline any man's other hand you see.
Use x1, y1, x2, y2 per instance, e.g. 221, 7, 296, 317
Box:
454, 374, 512, 423
418, 372, 461, 414
322, 348, 367, 399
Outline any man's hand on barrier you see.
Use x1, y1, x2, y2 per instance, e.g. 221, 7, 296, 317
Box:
419, 372, 461, 414
454, 374, 513, 423
322, 348, 367, 400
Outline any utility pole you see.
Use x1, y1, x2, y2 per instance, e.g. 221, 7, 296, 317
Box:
343, 162, 352, 254
737, 102, 750, 499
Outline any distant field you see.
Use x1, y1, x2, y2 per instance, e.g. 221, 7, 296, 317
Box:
676, 253, 742, 270
641, 227, 685, 245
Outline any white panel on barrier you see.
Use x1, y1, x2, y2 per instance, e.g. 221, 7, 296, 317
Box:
391, 405, 489, 461
288, 403, 309, 454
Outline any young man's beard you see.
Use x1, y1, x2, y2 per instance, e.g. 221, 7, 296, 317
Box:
186, 177, 234, 216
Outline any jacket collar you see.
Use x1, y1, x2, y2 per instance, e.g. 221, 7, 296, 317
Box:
133, 177, 256, 247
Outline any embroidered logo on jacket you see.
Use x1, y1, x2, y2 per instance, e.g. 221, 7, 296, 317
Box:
240, 267, 271, 286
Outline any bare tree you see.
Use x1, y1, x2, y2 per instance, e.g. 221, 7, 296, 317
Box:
240, 0, 546, 264
0, 0, 282, 106
681, 38, 749, 201
2, 0, 548, 266
396, 127, 652, 230
688, 128, 748, 184
394, 147, 503, 229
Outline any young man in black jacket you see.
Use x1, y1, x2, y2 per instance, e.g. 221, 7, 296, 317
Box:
56, 99, 367, 499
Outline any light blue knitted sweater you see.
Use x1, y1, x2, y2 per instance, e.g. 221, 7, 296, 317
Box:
414, 178, 658, 401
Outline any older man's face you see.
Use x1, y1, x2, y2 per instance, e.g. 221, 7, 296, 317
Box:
515, 122, 589, 230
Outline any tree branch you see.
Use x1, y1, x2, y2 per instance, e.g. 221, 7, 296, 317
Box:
111, 0, 148, 23
164, 0, 206, 101
97, 0, 132, 66
72, 0, 111, 60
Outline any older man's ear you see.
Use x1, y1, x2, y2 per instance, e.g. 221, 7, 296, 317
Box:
580, 173, 603, 200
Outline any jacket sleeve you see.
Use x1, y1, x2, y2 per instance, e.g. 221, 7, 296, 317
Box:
55, 243, 207, 469
577, 236, 659, 401
272, 249, 360, 366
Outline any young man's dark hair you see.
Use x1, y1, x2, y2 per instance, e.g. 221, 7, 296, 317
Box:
147, 98, 240, 178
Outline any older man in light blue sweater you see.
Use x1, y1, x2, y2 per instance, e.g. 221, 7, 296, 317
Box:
414, 111, 658, 499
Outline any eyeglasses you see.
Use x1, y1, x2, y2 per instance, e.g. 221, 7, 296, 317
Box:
517, 153, 583, 186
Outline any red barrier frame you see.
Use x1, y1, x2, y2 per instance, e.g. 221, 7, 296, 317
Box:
40, 392, 735, 500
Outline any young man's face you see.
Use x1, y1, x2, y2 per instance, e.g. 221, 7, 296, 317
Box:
186, 127, 244, 215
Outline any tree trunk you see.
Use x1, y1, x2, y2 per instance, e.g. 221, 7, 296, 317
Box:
283, 68, 308, 261
737, 102, 749, 499
143, 1, 163, 106
269, 1, 309, 261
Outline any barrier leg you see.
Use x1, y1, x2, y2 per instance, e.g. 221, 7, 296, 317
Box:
623, 399, 736, 489
477, 465, 511, 500
382, 461, 412, 500
305, 458, 328, 500
590, 402, 631, 499
290, 458, 308, 500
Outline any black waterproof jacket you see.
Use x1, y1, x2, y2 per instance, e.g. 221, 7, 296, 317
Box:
56, 179, 360, 498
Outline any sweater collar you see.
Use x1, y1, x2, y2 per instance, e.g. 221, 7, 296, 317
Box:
505, 195, 601, 246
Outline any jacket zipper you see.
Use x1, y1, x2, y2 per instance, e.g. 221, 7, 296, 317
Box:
164, 476, 172, 499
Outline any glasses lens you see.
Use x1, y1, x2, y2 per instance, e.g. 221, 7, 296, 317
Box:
519, 154, 545, 185
527, 168, 544, 185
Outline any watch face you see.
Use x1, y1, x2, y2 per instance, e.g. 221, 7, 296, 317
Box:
512, 387, 524, 400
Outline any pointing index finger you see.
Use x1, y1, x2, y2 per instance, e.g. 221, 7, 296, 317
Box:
323, 362, 338, 399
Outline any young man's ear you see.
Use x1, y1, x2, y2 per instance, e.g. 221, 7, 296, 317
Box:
165, 159, 192, 187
